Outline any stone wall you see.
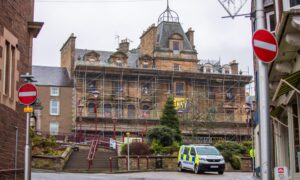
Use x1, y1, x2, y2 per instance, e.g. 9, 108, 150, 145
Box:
32, 146, 73, 171
114, 156, 252, 172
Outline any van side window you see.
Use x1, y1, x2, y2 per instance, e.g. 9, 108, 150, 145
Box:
190, 147, 196, 155
183, 147, 190, 155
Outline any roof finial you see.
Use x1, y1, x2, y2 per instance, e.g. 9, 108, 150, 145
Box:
167, 0, 169, 9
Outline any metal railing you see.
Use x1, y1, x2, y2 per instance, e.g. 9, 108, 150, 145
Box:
87, 135, 99, 169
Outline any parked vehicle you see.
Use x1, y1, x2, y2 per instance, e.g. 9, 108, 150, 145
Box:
177, 144, 225, 174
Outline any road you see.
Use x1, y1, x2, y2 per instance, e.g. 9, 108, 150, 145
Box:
33, 171, 258, 180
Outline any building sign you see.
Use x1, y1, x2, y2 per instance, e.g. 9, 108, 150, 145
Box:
109, 138, 116, 149
174, 97, 190, 112
274, 166, 288, 180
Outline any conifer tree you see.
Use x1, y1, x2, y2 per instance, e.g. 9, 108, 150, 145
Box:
160, 96, 182, 142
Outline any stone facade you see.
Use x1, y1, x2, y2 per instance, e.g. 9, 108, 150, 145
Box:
0, 1, 42, 179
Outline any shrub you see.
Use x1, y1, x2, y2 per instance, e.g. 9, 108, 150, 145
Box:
147, 126, 175, 146
121, 142, 151, 155
149, 140, 179, 155
230, 155, 241, 170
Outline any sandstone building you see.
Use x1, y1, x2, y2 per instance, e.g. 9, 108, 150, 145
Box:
52, 5, 252, 143
0, 0, 42, 179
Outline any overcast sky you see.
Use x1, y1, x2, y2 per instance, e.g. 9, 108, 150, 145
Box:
33, 0, 253, 75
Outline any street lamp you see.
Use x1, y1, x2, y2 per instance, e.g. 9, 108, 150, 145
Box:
126, 132, 130, 171
113, 117, 117, 140
244, 104, 251, 137
77, 102, 84, 143
91, 91, 100, 135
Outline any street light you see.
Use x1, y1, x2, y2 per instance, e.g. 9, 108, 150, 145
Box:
126, 132, 130, 171
77, 102, 84, 143
91, 91, 100, 135
244, 104, 251, 137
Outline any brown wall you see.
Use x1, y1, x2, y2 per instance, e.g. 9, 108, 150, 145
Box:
60, 34, 76, 77
0, 1, 35, 179
37, 86, 74, 134
139, 25, 156, 56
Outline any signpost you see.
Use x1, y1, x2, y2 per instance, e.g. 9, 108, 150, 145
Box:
252, 29, 278, 63
253, 1, 278, 179
18, 79, 37, 180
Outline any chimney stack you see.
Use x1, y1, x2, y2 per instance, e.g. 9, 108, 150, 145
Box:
229, 60, 239, 74
186, 27, 195, 48
118, 39, 130, 53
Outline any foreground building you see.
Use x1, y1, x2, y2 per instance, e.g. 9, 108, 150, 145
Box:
0, 1, 42, 179
252, 0, 300, 179
55, 5, 251, 143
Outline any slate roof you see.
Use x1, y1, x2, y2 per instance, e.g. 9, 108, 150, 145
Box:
32, 66, 74, 87
75, 48, 139, 68
156, 21, 194, 51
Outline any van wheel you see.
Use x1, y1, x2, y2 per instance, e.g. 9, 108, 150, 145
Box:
194, 165, 199, 174
178, 163, 184, 172
218, 170, 224, 175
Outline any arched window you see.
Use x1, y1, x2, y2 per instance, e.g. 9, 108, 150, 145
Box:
142, 105, 150, 118
104, 104, 112, 117
128, 105, 136, 119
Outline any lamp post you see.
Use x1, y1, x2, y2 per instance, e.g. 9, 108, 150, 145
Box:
245, 105, 251, 137
77, 102, 84, 143
126, 132, 130, 171
91, 91, 100, 135
113, 117, 117, 140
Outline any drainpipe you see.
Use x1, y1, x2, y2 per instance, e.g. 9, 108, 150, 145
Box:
15, 126, 18, 180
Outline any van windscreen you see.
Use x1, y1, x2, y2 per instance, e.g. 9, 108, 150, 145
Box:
196, 146, 220, 155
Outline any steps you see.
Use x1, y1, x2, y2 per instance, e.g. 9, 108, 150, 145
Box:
64, 146, 118, 172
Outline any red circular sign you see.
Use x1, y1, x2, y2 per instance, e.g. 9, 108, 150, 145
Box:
252, 29, 278, 63
18, 84, 37, 105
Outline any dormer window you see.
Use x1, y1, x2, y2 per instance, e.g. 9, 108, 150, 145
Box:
173, 41, 180, 51
204, 64, 213, 73
116, 59, 122, 67
143, 61, 149, 68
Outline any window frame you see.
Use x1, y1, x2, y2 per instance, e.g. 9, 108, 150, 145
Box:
174, 64, 181, 71
49, 121, 59, 135
50, 100, 60, 116
284, 0, 300, 11
266, 11, 276, 33
175, 82, 184, 96
50, 87, 60, 96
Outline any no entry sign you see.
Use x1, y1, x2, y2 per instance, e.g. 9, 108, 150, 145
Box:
252, 29, 278, 63
18, 83, 37, 105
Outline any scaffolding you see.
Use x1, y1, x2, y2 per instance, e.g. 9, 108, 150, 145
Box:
74, 62, 251, 143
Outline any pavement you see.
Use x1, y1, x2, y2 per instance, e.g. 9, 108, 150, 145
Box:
32, 171, 259, 180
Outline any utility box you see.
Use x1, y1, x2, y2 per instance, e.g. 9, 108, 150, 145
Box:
274, 166, 288, 180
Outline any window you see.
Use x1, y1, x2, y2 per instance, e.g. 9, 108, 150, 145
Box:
284, 0, 300, 10
225, 109, 235, 121
50, 100, 60, 115
104, 104, 112, 117
173, 41, 180, 51
128, 105, 136, 119
4, 41, 11, 96
183, 147, 190, 155
226, 88, 235, 101
50, 87, 60, 96
208, 87, 215, 99
112, 81, 123, 95
174, 64, 181, 71
264, 0, 273, 6
291, 0, 300, 7
176, 83, 184, 96
88, 80, 96, 92
116, 59, 122, 67
143, 61, 149, 68
142, 105, 150, 118
266, 11, 276, 32
88, 102, 95, 115
190, 147, 196, 156
116, 104, 124, 118
142, 83, 151, 95
49, 122, 59, 135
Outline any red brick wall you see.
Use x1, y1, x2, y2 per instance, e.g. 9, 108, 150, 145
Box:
0, 0, 35, 179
